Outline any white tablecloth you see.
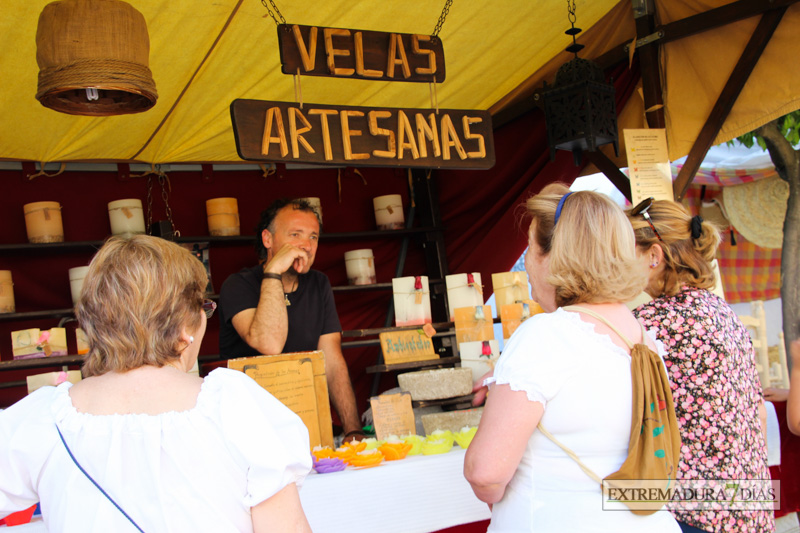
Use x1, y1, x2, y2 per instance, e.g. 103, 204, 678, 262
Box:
5, 448, 491, 532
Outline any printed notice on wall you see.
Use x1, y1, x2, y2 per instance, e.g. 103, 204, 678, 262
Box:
624, 128, 673, 205
244, 359, 320, 447
370, 392, 416, 440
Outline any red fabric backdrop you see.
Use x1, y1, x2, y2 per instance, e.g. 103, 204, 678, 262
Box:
0, 61, 640, 415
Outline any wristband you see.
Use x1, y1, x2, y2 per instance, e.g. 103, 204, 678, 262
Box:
262, 272, 282, 281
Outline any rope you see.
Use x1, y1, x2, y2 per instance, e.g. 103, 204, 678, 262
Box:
37, 59, 156, 99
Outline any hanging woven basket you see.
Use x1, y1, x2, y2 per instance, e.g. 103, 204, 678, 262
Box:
35, 0, 158, 116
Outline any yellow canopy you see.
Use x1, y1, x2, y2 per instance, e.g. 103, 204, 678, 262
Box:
1, 0, 798, 165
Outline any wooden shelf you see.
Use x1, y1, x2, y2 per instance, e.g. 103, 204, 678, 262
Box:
0, 354, 82, 372
0, 308, 75, 323
365, 355, 461, 374
0, 228, 439, 252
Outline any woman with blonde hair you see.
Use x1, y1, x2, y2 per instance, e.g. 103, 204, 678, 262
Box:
465, 183, 679, 532
628, 198, 774, 533
0, 235, 312, 533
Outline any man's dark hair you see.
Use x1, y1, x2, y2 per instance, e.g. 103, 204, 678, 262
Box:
254, 198, 322, 260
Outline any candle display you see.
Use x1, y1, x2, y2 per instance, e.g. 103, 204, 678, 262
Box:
205, 197, 240, 236
0, 270, 14, 313
24, 201, 63, 243
392, 276, 432, 326
344, 249, 376, 285
68, 266, 89, 305
107, 198, 146, 237
373, 194, 404, 230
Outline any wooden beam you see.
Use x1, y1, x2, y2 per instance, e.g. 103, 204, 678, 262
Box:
634, 9, 665, 129
585, 150, 632, 202
672, 7, 787, 201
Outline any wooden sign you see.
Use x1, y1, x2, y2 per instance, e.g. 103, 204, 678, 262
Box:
379, 329, 438, 365
230, 99, 495, 170
453, 305, 495, 344
228, 351, 334, 448
370, 392, 416, 440
278, 24, 445, 83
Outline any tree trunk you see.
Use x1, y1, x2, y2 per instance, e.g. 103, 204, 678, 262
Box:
756, 120, 800, 369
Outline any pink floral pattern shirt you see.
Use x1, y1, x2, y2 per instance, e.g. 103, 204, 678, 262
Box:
635, 287, 774, 533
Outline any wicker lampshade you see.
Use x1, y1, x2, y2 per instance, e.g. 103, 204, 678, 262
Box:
35, 0, 158, 116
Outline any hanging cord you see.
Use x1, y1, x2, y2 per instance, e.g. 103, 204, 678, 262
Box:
261, 0, 286, 25
431, 0, 454, 42
293, 68, 303, 109
27, 162, 66, 180
337, 168, 368, 203
429, 82, 439, 114
141, 165, 180, 237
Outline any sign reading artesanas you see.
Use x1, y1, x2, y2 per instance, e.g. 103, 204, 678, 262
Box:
230, 99, 495, 169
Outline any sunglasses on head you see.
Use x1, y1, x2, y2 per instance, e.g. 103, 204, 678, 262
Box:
202, 298, 217, 319
630, 197, 663, 242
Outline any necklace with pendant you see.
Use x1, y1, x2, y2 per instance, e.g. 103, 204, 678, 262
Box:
284, 277, 297, 306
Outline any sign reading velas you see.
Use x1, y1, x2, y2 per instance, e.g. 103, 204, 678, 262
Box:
230, 99, 495, 170
278, 24, 445, 83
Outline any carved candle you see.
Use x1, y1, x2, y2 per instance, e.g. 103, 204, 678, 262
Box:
0, 270, 14, 313
24, 201, 63, 243
344, 249, 376, 285
108, 199, 146, 237
206, 197, 240, 236
373, 194, 404, 230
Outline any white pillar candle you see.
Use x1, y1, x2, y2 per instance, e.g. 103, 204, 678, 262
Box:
373, 194, 404, 230
392, 276, 432, 326
0, 270, 14, 313
108, 199, 146, 237
205, 197, 240, 236
69, 266, 90, 305
344, 249, 376, 285
299, 197, 322, 223
24, 201, 64, 243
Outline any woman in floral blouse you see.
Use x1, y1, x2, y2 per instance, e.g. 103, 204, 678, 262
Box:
627, 199, 774, 533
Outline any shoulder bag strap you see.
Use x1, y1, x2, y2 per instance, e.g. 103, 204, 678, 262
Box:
536, 423, 602, 486
562, 305, 636, 349
56, 425, 145, 533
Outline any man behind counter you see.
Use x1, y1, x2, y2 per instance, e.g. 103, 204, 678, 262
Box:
218, 198, 363, 442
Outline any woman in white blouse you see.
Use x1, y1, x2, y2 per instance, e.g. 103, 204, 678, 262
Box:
464, 184, 680, 532
0, 235, 312, 532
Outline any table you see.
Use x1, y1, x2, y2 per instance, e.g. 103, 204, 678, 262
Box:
6, 448, 491, 532
299, 448, 491, 533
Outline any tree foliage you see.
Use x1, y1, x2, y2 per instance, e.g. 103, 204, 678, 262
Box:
728, 109, 800, 150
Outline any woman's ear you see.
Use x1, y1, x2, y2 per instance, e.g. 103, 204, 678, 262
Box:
649, 243, 665, 268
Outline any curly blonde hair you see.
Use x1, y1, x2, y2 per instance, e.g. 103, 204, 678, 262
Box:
627, 199, 721, 297
526, 183, 647, 307
76, 235, 207, 377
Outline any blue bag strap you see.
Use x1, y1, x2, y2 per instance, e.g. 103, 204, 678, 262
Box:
56, 424, 145, 533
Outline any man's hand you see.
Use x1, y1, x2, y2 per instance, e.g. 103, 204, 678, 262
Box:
264, 243, 309, 276
472, 370, 494, 406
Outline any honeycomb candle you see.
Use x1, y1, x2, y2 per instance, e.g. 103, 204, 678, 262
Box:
205, 197, 240, 236
344, 249, 376, 285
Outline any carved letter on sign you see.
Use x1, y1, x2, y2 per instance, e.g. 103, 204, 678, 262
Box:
231, 99, 495, 170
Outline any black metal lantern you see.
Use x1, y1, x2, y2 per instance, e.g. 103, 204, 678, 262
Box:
541, 1, 619, 166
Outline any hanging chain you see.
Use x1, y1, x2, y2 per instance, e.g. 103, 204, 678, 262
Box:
145, 167, 179, 237
431, 0, 453, 40
261, 0, 286, 25
567, 0, 577, 26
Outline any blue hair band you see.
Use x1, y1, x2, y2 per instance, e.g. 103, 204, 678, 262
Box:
554, 192, 574, 227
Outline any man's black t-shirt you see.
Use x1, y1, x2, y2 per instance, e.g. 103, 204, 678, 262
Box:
218, 265, 341, 358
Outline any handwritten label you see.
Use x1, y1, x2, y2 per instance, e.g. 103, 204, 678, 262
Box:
379, 330, 438, 365
244, 359, 320, 447
370, 392, 416, 440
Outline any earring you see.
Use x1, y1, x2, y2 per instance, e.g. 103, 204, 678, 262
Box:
650, 262, 659, 268
189, 336, 194, 344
